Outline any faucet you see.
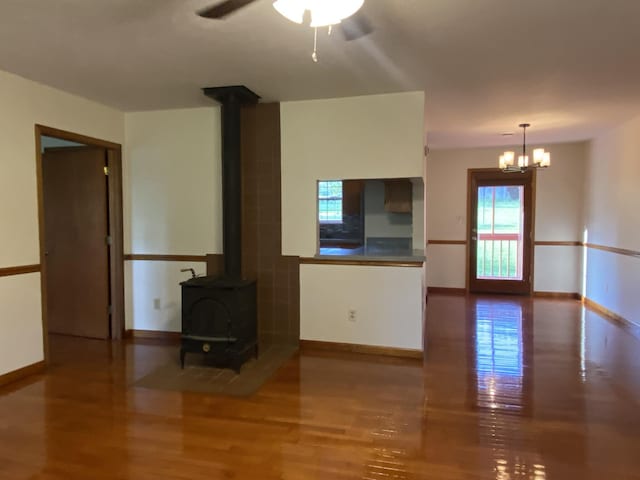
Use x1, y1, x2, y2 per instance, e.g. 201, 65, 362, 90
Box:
180, 268, 197, 279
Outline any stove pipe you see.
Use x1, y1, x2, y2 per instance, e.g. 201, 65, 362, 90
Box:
203, 86, 260, 279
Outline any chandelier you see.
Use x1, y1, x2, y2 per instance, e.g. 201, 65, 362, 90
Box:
273, 0, 365, 62
499, 123, 551, 173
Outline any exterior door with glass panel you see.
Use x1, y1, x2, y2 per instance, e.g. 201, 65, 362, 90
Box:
468, 169, 534, 295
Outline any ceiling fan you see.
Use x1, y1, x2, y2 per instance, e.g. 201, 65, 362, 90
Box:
197, 0, 374, 42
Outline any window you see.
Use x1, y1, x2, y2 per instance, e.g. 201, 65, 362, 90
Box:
318, 180, 343, 223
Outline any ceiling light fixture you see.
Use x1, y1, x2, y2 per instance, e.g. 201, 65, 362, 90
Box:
273, 0, 365, 62
499, 123, 551, 173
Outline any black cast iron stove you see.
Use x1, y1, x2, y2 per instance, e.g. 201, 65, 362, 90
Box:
180, 85, 260, 373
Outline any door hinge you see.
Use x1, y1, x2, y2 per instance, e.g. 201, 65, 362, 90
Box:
106, 235, 112, 245
108, 304, 113, 316
104, 166, 109, 176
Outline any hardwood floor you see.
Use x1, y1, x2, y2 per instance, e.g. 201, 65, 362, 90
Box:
1, 294, 640, 479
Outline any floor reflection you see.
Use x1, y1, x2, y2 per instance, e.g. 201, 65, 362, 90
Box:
468, 298, 545, 479
474, 300, 525, 412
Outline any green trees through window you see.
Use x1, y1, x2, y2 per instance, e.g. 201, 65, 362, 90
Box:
318, 181, 343, 223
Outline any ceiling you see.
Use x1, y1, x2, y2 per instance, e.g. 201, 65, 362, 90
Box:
1, 0, 639, 148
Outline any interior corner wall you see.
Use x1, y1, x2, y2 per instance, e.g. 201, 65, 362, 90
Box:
280, 91, 426, 350
584, 115, 640, 326
123, 107, 222, 332
0, 69, 124, 376
426, 141, 587, 293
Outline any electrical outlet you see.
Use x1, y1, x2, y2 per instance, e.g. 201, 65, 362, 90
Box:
153, 298, 161, 310
348, 309, 357, 322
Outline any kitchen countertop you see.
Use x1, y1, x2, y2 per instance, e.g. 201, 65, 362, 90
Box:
316, 246, 425, 262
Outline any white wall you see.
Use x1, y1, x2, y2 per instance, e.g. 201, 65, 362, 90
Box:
0, 69, 124, 375
125, 261, 207, 333
584, 114, 640, 325
281, 92, 426, 257
301, 265, 424, 350
124, 107, 222, 331
363, 180, 413, 240
426, 141, 587, 293
281, 92, 426, 350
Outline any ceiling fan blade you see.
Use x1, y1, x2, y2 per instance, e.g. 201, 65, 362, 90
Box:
340, 12, 374, 41
197, 0, 258, 19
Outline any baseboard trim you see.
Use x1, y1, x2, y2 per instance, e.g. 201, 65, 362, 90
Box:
300, 340, 423, 360
582, 297, 640, 337
534, 291, 582, 300
124, 329, 181, 344
0, 361, 46, 389
427, 287, 467, 296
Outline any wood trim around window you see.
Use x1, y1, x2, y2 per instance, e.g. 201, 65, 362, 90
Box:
0, 264, 41, 278
466, 168, 536, 295
124, 254, 208, 262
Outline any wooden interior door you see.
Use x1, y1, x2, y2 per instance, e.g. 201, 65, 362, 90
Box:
42, 147, 111, 339
468, 169, 535, 295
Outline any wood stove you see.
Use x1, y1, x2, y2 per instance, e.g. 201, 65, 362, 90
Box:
180, 276, 256, 372
180, 85, 260, 372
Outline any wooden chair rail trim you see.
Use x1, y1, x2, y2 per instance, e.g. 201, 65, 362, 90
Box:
124, 254, 208, 262
427, 240, 467, 245
534, 241, 583, 247
300, 258, 423, 268
428, 240, 639, 259
585, 243, 640, 259
300, 340, 423, 360
0, 361, 46, 389
0, 264, 41, 278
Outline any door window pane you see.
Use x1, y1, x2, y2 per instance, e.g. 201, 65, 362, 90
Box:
476, 186, 524, 280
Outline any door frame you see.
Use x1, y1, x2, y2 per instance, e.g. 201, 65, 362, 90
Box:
466, 168, 536, 295
35, 125, 125, 361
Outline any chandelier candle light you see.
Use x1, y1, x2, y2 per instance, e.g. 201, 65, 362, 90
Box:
273, 0, 365, 61
499, 123, 551, 173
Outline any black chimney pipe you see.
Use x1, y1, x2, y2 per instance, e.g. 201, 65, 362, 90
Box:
203, 86, 260, 279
